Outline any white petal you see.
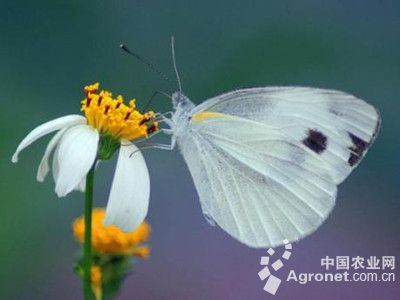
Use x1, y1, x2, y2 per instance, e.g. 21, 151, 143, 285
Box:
12, 114, 86, 163
75, 160, 101, 192
53, 150, 100, 193
76, 178, 86, 192
104, 140, 150, 232
76, 160, 99, 192
52, 143, 61, 184
36, 128, 67, 182
55, 124, 99, 197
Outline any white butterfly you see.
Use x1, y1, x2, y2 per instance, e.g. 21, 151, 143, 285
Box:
147, 38, 381, 249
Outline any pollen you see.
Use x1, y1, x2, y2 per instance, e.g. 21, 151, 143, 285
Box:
81, 83, 158, 140
72, 208, 151, 256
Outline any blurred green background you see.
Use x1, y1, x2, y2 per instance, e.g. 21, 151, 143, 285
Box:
1, 1, 399, 299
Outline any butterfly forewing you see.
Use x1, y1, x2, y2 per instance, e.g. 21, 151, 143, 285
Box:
190, 87, 380, 184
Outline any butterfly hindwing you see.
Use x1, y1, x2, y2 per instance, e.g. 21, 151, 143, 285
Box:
179, 115, 337, 248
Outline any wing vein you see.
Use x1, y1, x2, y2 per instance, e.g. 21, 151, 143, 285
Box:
202, 130, 334, 199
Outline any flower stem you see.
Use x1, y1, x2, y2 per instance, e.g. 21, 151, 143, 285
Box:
84, 165, 95, 300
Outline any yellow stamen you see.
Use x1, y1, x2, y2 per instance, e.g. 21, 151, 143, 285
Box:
191, 111, 226, 122
128, 245, 150, 258
81, 83, 159, 140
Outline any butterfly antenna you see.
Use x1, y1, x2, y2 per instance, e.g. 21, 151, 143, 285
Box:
120, 44, 170, 83
143, 91, 172, 111
170, 36, 182, 93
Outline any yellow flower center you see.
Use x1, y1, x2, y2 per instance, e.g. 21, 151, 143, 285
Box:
81, 83, 158, 140
73, 208, 151, 256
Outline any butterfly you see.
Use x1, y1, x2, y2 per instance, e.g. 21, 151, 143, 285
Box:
160, 86, 381, 248
122, 38, 381, 248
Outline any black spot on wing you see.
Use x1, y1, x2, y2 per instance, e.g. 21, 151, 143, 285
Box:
302, 129, 327, 154
348, 133, 369, 166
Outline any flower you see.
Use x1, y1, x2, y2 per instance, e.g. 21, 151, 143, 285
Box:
81, 83, 157, 142
73, 208, 150, 299
12, 83, 158, 231
72, 208, 150, 256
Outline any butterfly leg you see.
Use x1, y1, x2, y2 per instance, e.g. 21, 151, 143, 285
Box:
140, 142, 175, 151
129, 141, 175, 157
156, 113, 175, 130
161, 128, 174, 135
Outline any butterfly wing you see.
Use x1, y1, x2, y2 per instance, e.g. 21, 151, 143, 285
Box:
176, 87, 380, 248
178, 116, 337, 248
191, 87, 381, 184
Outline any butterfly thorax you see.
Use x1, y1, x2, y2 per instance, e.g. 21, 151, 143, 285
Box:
170, 92, 195, 135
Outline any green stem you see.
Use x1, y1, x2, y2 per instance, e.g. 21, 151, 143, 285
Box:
84, 165, 95, 300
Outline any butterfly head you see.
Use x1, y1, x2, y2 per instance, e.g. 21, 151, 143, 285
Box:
172, 91, 194, 111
